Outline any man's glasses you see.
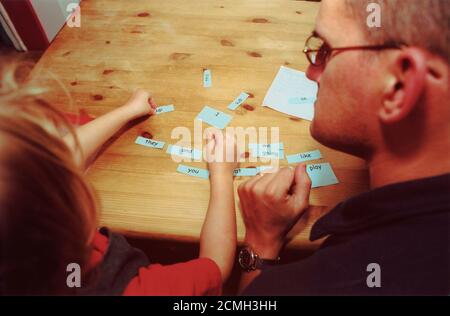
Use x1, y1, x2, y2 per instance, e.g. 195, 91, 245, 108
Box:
303, 33, 405, 67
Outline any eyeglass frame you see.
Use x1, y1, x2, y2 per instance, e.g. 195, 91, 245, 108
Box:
303, 32, 406, 67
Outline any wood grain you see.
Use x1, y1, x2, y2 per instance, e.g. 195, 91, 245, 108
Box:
32, 0, 369, 249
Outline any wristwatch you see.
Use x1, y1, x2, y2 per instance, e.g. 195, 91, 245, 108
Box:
238, 246, 280, 272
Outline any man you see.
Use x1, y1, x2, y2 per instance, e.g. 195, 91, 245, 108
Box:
238, 0, 449, 295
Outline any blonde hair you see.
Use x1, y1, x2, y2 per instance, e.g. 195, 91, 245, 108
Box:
0, 63, 98, 295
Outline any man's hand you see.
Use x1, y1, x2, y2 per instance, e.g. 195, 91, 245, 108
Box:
123, 89, 157, 120
237, 164, 312, 258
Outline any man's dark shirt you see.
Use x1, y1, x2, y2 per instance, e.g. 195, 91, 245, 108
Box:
244, 173, 450, 295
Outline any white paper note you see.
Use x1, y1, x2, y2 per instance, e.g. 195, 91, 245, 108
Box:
262, 66, 318, 121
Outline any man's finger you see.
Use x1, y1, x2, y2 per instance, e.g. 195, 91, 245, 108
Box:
264, 167, 296, 201
240, 170, 272, 194
253, 170, 279, 191
290, 164, 312, 210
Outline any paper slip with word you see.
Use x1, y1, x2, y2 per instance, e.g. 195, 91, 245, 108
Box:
177, 165, 209, 179
196, 106, 233, 129
306, 163, 339, 188
203, 69, 212, 88
228, 92, 250, 110
288, 97, 316, 105
287, 149, 322, 164
249, 143, 284, 159
167, 145, 202, 160
262, 66, 318, 121
135, 136, 165, 149
256, 166, 277, 174
156, 104, 175, 115
234, 168, 258, 177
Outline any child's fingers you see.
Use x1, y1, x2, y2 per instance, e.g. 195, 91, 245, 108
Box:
213, 129, 224, 150
207, 128, 225, 147
223, 130, 237, 162
133, 88, 149, 100
147, 97, 157, 109
209, 128, 220, 138
205, 129, 215, 141
205, 130, 217, 163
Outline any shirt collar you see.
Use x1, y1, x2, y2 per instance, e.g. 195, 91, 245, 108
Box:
310, 173, 450, 241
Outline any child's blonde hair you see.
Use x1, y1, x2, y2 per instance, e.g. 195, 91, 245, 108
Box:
0, 63, 97, 295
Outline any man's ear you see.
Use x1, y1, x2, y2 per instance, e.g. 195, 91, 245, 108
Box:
379, 48, 427, 124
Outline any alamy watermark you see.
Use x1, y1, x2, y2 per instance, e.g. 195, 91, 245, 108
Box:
66, 263, 81, 288
66, 3, 81, 28
167, 120, 281, 171
366, 263, 381, 288
366, 3, 381, 28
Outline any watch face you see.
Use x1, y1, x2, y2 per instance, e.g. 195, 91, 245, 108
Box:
239, 248, 254, 270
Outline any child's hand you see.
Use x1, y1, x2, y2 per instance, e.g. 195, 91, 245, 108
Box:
123, 89, 157, 120
206, 129, 238, 176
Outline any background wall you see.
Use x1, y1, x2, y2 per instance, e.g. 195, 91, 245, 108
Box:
30, 0, 80, 43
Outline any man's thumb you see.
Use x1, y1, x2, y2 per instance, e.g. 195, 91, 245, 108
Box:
292, 164, 312, 209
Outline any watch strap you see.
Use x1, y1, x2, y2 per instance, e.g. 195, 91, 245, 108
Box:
255, 256, 280, 269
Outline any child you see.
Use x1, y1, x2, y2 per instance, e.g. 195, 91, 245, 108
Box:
0, 66, 238, 295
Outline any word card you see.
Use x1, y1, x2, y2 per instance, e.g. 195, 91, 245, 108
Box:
306, 163, 339, 188
228, 92, 250, 110
196, 106, 232, 129
135, 136, 165, 149
177, 164, 209, 179
287, 149, 322, 164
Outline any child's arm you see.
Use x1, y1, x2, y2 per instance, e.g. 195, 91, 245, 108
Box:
200, 129, 238, 282
64, 89, 157, 169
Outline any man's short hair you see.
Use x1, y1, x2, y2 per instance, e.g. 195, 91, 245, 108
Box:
346, 0, 449, 63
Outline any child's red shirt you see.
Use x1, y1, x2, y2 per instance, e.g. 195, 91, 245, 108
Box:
87, 229, 222, 296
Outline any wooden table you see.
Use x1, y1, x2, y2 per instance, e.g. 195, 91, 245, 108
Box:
33, 0, 369, 249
